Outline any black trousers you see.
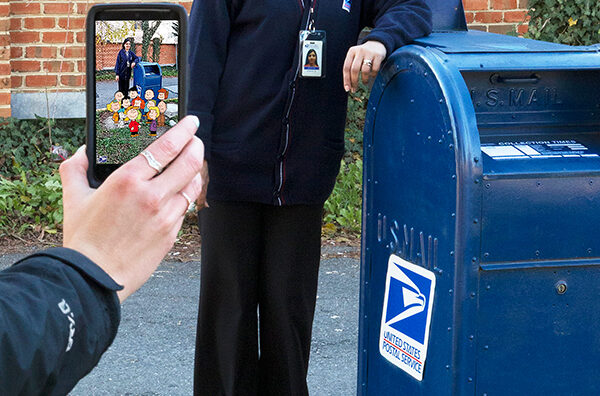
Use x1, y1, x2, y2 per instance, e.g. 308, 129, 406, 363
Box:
194, 200, 323, 396
118, 75, 130, 97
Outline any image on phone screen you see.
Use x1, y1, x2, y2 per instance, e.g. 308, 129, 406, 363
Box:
94, 19, 180, 165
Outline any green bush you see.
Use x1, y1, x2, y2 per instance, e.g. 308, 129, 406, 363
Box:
0, 117, 85, 179
324, 159, 363, 235
0, 167, 63, 234
525, 0, 600, 45
0, 118, 84, 235
323, 82, 370, 236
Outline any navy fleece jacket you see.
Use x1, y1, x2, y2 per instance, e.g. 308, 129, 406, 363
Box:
188, 0, 432, 205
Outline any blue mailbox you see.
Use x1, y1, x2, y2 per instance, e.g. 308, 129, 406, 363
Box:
133, 61, 163, 100
358, 0, 600, 395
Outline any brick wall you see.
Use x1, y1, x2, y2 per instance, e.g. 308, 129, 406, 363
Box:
4, 0, 192, 118
1, 0, 528, 118
96, 43, 177, 70
464, 0, 530, 35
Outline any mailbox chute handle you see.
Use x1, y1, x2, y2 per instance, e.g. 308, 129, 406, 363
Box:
490, 73, 540, 85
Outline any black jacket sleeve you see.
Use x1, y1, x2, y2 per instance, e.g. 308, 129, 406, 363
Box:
361, 0, 432, 56
0, 247, 122, 396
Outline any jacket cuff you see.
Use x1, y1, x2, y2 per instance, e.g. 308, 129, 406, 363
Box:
361, 31, 396, 60
13, 247, 122, 342
188, 111, 214, 161
13, 247, 123, 292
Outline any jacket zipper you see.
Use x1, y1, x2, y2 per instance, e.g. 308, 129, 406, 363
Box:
274, 2, 315, 205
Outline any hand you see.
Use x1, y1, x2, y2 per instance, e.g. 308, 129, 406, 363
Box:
60, 116, 205, 302
343, 40, 387, 93
196, 160, 209, 210
115, 75, 119, 82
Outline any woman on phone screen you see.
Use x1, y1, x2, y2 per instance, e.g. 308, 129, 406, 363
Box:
114, 38, 139, 96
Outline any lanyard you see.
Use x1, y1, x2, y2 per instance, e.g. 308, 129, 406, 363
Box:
301, 0, 316, 31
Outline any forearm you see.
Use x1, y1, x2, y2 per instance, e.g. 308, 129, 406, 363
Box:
362, 0, 432, 55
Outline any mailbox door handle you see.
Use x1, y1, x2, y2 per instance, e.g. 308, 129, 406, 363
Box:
490, 73, 540, 85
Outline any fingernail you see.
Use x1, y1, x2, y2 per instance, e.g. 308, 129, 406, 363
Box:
344, 85, 350, 92
190, 115, 200, 128
76, 145, 86, 153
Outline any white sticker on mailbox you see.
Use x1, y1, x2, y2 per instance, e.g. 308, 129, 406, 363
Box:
379, 254, 436, 381
481, 140, 598, 160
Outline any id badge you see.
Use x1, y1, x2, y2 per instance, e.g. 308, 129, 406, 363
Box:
299, 30, 326, 78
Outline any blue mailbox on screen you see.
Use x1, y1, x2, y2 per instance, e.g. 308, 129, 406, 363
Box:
133, 61, 163, 99
358, 0, 600, 395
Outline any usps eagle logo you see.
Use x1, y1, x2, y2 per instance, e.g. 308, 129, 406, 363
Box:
379, 254, 436, 381
342, 0, 351, 12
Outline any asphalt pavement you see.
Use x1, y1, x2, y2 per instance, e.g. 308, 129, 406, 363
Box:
0, 245, 360, 396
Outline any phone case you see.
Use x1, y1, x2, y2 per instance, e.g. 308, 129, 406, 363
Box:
85, 3, 188, 187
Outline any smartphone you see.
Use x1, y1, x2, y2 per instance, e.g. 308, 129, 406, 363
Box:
86, 4, 188, 187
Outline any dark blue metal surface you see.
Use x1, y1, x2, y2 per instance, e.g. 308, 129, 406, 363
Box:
359, 21, 600, 396
133, 61, 163, 98
415, 31, 595, 53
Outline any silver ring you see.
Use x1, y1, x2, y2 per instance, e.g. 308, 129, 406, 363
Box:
180, 191, 194, 214
140, 150, 163, 174
363, 59, 373, 68
181, 191, 192, 207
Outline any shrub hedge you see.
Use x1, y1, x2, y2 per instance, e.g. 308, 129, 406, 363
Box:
526, 0, 600, 45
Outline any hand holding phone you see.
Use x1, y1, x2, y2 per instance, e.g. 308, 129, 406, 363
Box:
63, 116, 204, 301
86, 4, 188, 187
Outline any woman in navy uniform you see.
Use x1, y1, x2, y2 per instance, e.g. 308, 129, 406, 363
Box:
188, 1, 432, 394
114, 38, 139, 96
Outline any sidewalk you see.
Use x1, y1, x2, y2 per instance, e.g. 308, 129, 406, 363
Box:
0, 245, 360, 395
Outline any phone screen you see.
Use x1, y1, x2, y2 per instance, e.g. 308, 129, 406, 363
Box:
94, 19, 181, 165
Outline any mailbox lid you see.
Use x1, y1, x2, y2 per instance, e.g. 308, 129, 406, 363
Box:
415, 30, 596, 53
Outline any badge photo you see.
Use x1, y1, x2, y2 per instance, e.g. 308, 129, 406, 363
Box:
302, 41, 322, 77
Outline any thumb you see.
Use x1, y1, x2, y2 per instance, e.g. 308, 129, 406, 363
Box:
59, 145, 92, 206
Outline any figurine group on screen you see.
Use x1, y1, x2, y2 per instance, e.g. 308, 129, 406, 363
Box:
106, 88, 169, 137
